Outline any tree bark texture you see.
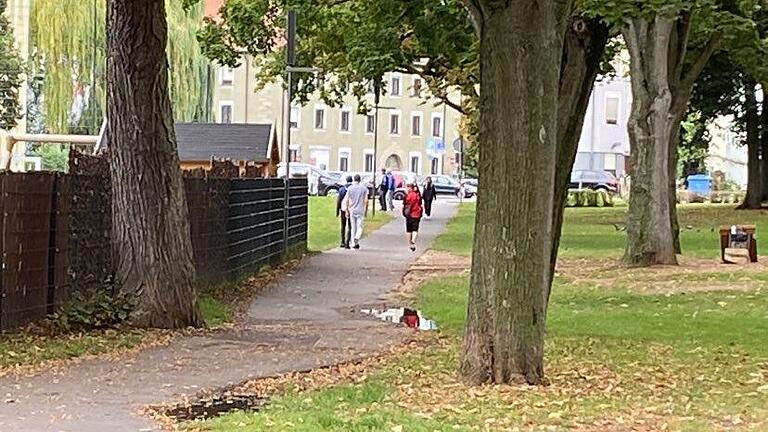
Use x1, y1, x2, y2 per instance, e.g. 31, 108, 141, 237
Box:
548, 17, 609, 300
107, 0, 202, 328
739, 77, 762, 209
460, 0, 568, 386
622, 17, 679, 266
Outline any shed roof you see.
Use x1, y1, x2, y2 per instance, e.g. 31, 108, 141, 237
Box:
175, 123, 275, 162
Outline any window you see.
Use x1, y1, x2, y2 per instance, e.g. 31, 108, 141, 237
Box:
290, 106, 300, 129
430, 157, 439, 175
411, 113, 422, 136
390, 113, 400, 135
219, 101, 233, 124
365, 114, 376, 134
390, 75, 401, 96
364, 152, 375, 172
339, 109, 351, 132
409, 154, 421, 174
412, 77, 422, 97
314, 107, 326, 130
219, 66, 234, 86
367, 80, 375, 94
338, 148, 351, 172
431, 115, 442, 138
605, 95, 620, 125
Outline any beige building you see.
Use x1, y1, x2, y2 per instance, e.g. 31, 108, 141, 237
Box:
212, 60, 463, 176
1, 0, 31, 171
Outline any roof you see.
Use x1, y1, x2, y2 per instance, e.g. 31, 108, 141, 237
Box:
175, 123, 275, 162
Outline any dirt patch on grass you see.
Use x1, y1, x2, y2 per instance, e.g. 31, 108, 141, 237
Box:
387, 250, 470, 301
410, 250, 766, 295
558, 256, 767, 295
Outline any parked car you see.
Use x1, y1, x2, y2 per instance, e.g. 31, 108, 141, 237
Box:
569, 170, 618, 193
462, 178, 478, 197
277, 163, 339, 196
393, 174, 473, 200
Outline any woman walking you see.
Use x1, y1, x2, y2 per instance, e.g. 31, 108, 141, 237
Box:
403, 182, 423, 251
422, 176, 437, 219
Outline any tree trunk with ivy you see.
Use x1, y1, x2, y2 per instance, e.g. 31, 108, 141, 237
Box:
107, 0, 202, 328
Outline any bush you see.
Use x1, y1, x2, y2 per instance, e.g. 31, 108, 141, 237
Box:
566, 189, 615, 208
50, 287, 134, 332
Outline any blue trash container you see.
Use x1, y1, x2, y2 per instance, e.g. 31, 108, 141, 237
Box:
686, 174, 712, 200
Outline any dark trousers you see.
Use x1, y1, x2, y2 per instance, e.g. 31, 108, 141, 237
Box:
379, 190, 387, 210
340, 211, 351, 246
424, 198, 434, 216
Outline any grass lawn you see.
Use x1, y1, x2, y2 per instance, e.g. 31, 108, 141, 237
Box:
435, 203, 768, 259
308, 195, 392, 251
198, 203, 768, 431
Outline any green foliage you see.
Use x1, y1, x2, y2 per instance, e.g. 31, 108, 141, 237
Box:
195, 0, 476, 111
50, 288, 134, 332
0, 0, 24, 131
31, 145, 70, 172
30, 0, 212, 134
567, 189, 612, 207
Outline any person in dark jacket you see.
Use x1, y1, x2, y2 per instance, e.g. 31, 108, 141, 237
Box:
378, 168, 387, 211
422, 176, 437, 219
336, 176, 353, 248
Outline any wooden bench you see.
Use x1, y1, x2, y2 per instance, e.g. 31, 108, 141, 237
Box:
719, 225, 757, 263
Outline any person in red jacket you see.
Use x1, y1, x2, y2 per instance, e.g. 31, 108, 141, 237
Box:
402, 182, 423, 251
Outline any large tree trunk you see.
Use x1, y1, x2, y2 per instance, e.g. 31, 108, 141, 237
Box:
739, 77, 762, 209
460, 0, 567, 386
548, 17, 610, 299
622, 17, 679, 266
107, 0, 202, 328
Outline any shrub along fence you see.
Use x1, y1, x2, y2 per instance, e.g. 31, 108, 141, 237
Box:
0, 171, 307, 331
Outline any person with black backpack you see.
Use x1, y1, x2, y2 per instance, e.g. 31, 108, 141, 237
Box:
336, 176, 353, 249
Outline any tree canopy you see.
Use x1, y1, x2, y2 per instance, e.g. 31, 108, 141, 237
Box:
31, 0, 212, 134
0, 0, 24, 131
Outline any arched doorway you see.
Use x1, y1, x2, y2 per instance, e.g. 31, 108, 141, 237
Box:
385, 154, 402, 170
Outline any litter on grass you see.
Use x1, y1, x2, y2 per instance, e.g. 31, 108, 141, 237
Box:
360, 307, 438, 330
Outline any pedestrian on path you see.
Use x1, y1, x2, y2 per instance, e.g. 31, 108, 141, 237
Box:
378, 168, 388, 211
403, 182, 423, 251
336, 175, 353, 249
346, 174, 369, 249
385, 170, 396, 211
422, 176, 437, 219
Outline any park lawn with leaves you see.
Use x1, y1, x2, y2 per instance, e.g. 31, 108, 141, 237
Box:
308, 196, 392, 251
198, 203, 768, 431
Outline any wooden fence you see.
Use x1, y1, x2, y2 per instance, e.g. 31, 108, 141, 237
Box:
0, 172, 307, 331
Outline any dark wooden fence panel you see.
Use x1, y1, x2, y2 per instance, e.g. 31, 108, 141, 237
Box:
0, 173, 308, 331
186, 178, 229, 287
0, 174, 55, 329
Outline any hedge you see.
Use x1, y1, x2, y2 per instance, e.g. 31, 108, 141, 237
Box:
566, 189, 614, 208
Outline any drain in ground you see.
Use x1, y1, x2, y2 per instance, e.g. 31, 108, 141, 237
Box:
164, 393, 268, 422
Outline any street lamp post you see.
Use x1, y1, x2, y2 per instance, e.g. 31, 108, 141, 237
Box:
282, 10, 321, 253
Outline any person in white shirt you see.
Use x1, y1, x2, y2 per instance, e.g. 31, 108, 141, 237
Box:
344, 174, 369, 249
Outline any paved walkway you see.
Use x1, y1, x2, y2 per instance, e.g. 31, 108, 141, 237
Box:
0, 201, 456, 432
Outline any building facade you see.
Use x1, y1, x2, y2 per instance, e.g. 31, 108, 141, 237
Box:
706, 115, 747, 188
212, 61, 464, 176
1, 0, 31, 171
574, 76, 632, 177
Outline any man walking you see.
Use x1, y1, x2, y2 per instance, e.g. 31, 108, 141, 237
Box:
378, 168, 387, 211
336, 176, 353, 249
385, 170, 396, 211
346, 174, 369, 249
